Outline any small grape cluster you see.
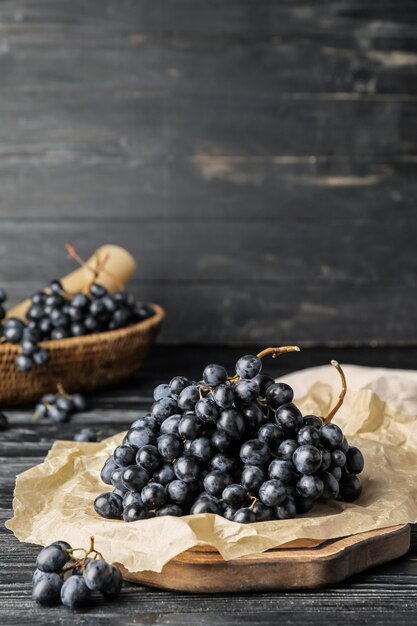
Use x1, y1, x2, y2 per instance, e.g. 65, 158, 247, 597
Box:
94, 347, 364, 524
34, 387, 89, 423
0, 280, 155, 373
32, 537, 123, 609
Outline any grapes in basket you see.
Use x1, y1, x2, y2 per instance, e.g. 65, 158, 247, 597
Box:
94, 346, 364, 524
0, 279, 155, 373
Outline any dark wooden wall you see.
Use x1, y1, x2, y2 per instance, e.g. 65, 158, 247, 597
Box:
0, 1, 415, 345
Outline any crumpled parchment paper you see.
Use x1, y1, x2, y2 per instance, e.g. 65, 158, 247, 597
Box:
6, 364, 417, 573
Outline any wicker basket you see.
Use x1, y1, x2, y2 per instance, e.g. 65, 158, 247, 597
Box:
0, 303, 165, 405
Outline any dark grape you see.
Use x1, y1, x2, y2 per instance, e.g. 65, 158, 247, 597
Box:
292, 445, 322, 475
254, 373, 275, 397
258, 423, 284, 449
167, 479, 192, 504
32, 573, 63, 606
61, 576, 90, 609
203, 470, 233, 497
101, 565, 123, 597
141, 483, 167, 508
212, 383, 235, 409
235, 355, 262, 379
275, 403, 303, 432
338, 475, 362, 502
113, 445, 136, 467
178, 414, 202, 439
153, 384, 171, 401
189, 437, 212, 462
296, 475, 324, 500
268, 459, 295, 484
252, 501, 274, 521
191, 495, 221, 515
177, 385, 200, 411
174, 456, 200, 483
275, 497, 297, 519
156, 503, 183, 517
320, 471, 340, 500
320, 423, 344, 450
210, 429, 232, 453
100, 457, 117, 485
345, 446, 365, 474
222, 484, 248, 508
124, 427, 156, 450
157, 433, 183, 459
331, 449, 346, 467
121, 465, 149, 492
151, 397, 178, 422
217, 409, 245, 441
153, 463, 175, 485
240, 465, 266, 492
36, 544, 69, 573
136, 445, 160, 472
266, 383, 294, 409
203, 364, 228, 386
160, 414, 181, 435
234, 379, 259, 404
84, 560, 113, 591
297, 425, 320, 446
123, 491, 143, 508
93, 492, 123, 519
195, 397, 219, 423
277, 439, 299, 460
233, 508, 256, 523
169, 376, 190, 396
259, 479, 286, 507
74, 427, 97, 442
210, 453, 236, 474
303, 414, 323, 428
241, 403, 264, 430
240, 439, 270, 466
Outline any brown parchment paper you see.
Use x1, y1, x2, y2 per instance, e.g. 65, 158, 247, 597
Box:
6, 365, 417, 573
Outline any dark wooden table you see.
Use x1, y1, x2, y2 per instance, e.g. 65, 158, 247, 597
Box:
1, 346, 416, 625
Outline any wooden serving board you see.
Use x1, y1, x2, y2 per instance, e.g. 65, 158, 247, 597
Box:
119, 524, 410, 592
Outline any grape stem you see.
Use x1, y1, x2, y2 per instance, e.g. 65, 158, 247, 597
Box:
248, 496, 257, 511
323, 360, 347, 423
256, 346, 300, 359
64, 536, 104, 575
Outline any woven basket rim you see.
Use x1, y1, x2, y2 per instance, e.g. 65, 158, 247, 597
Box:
0, 302, 165, 355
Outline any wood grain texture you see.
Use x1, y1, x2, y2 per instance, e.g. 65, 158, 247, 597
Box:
0, 0, 415, 346
121, 525, 411, 592
1, 347, 417, 625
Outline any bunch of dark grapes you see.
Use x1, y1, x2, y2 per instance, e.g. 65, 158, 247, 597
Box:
33, 387, 89, 424
94, 347, 364, 524
0, 280, 155, 372
32, 537, 122, 609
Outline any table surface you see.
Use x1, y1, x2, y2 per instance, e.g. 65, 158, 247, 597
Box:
1, 346, 416, 626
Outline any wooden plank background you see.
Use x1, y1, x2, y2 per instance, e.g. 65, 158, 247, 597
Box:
0, 0, 415, 345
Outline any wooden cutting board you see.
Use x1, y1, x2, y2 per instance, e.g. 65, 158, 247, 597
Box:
119, 524, 410, 592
